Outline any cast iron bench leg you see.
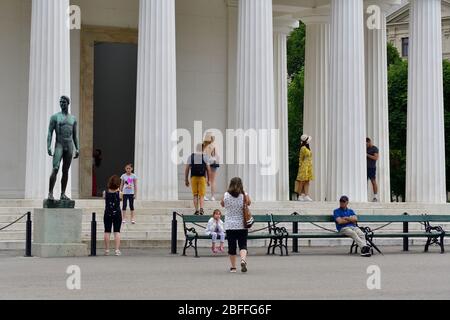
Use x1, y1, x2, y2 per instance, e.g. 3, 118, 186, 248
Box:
267, 238, 273, 255
440, 235, 445, 254
183, 239, 188, 256
350, 241, 356, 254
424, 237, 431, 252
194, 238, 199, 258
284, 237, 289, 256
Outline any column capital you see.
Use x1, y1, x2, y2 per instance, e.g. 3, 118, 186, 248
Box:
296, 8, 330, 25
273, 16, 299, 35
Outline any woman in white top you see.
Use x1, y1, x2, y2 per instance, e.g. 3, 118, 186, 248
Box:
220, 177, 251, 273
203, 133, 220, 201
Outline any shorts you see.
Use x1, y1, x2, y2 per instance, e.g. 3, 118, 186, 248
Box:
226, 229, 248, 255
104, 212, 122, 233
122, 194, 135, 211
191, 176, 207, 197
367, 168, 377, 180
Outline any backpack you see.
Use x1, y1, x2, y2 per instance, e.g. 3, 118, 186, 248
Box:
191, 153, 206, 177
105, 192, 121, 217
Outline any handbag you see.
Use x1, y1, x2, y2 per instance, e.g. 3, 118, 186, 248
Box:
242, 193, 254, 229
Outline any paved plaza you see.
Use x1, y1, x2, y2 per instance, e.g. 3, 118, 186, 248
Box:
0, 246, 449, 300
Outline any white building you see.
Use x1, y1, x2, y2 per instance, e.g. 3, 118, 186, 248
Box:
0, 0, 447, 204
387, 0, 450, 60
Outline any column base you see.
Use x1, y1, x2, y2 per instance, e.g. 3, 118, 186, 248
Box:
32, 243, 88, 258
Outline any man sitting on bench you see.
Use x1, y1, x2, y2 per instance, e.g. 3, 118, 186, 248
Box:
333, 196, 371, 257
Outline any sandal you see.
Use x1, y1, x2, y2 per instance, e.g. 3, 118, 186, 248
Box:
241, 260, 248, 273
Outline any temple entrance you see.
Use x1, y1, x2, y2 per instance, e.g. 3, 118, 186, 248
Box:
80, 26, 138, 198
91, 42, 138, 196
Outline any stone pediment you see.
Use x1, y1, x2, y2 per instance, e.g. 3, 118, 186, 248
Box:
387, 0, 450, 25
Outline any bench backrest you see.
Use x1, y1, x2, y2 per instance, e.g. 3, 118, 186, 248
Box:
182, 214, 272, 224
271, 214, 450, 224
181, 214, 450, 225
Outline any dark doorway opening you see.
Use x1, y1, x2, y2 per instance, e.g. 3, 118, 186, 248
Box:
93, 42, 138, 196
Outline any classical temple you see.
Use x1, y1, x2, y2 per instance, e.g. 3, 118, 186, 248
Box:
0, 0, 447, 204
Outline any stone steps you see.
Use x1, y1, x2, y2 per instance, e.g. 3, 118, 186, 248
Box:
0, 200, 449, 250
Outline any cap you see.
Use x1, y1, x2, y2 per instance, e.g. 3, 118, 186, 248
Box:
339, 195, 349, 202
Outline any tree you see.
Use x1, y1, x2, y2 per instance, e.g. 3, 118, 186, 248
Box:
287, 23, 306, 78
288, 69, 304, 196
387, 48, 450, 201
287, 23, 306, 197
442, 60, 450, 195
387, 58, 408, 200
387, 42, 402, 67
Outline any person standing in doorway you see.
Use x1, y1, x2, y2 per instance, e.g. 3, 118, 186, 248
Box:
366, 138, 379, 202
203, 133, 220, 201
295, 135, 314, 201
120, 164, 138, 224
185, 144, 211, 215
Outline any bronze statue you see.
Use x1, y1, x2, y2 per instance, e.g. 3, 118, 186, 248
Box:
47, 96, 79, 201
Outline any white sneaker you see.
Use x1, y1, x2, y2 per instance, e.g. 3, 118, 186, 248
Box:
297, 195, 305, 201
115, 250, 122, 256
204, 196, 209, 201
210, 197, 216, 201
304, 195, 313, 202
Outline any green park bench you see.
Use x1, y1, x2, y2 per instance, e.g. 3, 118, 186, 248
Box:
179, 214, 287, 257
270, 213, 448, 256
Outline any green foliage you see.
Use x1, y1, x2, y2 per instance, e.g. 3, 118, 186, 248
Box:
443, 60, 450, 193
388, 58, 408, 200
388, 48, 450, 200
288, 69, 304, 196
387, 42, 402, 67
286, 30, 450, 201
287, 23, 306, 78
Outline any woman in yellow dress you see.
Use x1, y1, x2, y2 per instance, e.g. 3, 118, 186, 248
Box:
295, 135, 314, 201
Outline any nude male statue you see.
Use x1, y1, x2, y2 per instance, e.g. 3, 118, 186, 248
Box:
47, 96, 80, 201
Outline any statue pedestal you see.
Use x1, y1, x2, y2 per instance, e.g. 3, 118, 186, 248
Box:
43, 199, 75, 209
32, 208, 88, 257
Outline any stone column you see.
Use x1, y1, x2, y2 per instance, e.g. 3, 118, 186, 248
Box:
25, 0, 71, 199
327, 0, 367, 202
235, 0, 277, 201
226, 0, 239, 184
301, 13, 330, 202
273, 17, 299, 201
364, 5, 391, 203
134, 0, 178, 200
406, 0, 446, 203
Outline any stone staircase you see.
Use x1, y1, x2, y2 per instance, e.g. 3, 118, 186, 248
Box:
0, 199, 449, 251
